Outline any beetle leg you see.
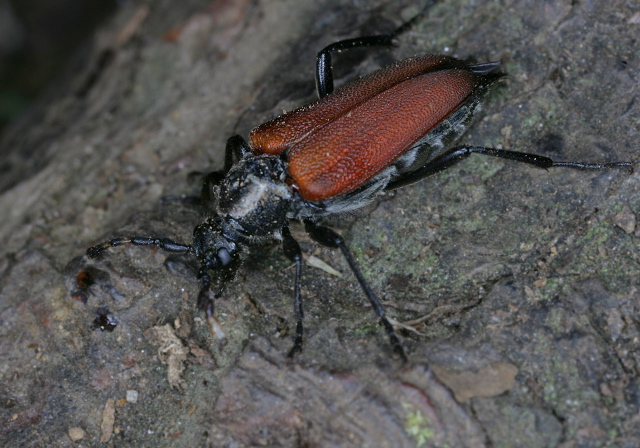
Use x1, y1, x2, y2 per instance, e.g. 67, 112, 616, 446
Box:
303, 220, 407, 362
315, 0, 438, 98
224, 135, 252, 169
386, 145, 633, 191
199, 135, 253, 202
86, 236, 192, 259
162, 136, 253, 205
281, 225, 304, 357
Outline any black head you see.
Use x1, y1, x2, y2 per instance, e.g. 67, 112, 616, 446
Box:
192, 216, 244, 276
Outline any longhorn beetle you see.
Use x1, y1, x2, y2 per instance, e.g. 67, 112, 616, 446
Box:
86, 1, 631, 361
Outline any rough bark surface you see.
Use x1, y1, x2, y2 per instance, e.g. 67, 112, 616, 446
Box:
0, 0, 638, 447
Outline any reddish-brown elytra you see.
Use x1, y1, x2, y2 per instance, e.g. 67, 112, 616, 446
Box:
85, 2, 631, 361
251, 55, 494, 202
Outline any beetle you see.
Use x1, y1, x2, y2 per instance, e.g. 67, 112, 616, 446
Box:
86, 2, 631, 361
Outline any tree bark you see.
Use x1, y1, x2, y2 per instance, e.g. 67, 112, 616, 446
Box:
0, 0, 638, 446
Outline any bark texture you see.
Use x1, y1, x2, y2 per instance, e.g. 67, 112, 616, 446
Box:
0, 0, 638, 446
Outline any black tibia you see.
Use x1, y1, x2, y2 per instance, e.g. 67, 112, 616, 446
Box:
281, 225, 304, 357
200, 135, 253, 202
315, 0, 438, 98
199, 172, 224, 203
225, 135, 252, 168
387, 145, 634, 191
163, 136, 251, 204
86, 237, 191, 259
304, 220, 408, 361
551, 160, 633, 170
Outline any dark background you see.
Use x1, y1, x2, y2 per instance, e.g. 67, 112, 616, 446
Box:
0, 0, 115, 136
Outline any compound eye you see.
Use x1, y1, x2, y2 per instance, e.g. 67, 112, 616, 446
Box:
217, 248, 233, 266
